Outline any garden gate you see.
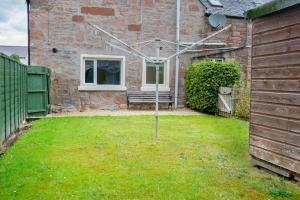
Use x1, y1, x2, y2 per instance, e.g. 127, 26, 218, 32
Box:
218, 87, 234, 117
27, 66, 51, 117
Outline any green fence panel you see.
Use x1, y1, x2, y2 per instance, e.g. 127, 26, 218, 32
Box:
27, 66, 51, 117
0, 56, 5, 143
0, 54, 28, 145
0, 54, 50, 145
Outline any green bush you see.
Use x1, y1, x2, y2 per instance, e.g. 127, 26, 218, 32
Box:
233, 87, 250, 120
185, 60, 241, 113
10, 53, 21, 62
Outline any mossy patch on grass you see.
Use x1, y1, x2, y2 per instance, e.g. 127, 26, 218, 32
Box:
267, 187, 293, 198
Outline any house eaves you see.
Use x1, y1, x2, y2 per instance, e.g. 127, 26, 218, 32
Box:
199, 0, 273, 18
247, 0, 300, 19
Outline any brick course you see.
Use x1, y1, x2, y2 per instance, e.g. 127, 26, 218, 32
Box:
81, 7, 115, 16
128, 24, 142, 32
72, 15, 84, 22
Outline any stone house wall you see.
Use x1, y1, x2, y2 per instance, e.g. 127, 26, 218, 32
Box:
29, 0, 251, 112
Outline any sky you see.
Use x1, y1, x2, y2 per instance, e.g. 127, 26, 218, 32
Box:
0, 0, 27, 46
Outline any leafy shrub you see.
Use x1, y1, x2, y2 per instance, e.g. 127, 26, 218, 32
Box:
185, 60, 241, 113
10, 53, 21, 62
233, 87, 250, 120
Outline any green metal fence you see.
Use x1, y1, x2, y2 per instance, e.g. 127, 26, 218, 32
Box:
0, 54, 51, 145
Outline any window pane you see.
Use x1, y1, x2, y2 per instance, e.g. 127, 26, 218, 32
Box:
85, 60, 94, 83
208, 58, 224, 62
146, 62, 164, 84
97, 60, 121, 85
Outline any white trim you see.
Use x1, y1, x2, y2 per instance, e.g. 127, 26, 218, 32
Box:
78, 85, 127, 91
141, 86, 170, 92
79, 54, 126, 91
141, 57, 170, 91
207, 57, 225, 62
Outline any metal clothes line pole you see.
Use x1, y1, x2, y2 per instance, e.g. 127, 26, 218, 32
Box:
88, 22, 155, 63
87, 22, 231, 144
154, 39, 161, 144
165, 25, 231, 60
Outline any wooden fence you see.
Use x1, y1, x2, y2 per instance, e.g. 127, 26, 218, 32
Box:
0, 54, 28, 145
218, 87, 237, 117
0, 54, 51, 146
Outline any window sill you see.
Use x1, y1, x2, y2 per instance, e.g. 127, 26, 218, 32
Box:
141, 86, 170, 92
78, 85, 127, 91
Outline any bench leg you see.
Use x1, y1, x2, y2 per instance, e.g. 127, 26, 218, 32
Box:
168, 103, 173, 111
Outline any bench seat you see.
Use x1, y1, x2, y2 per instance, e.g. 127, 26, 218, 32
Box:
127, 91, 174, 109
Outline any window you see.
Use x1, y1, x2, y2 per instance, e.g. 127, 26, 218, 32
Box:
146, 62, 164, 84
85, 60, 94, 83
79, 55, 126, 91
207, 57, 225, 62
141, 58, 170, 91
97, 60, 121, 85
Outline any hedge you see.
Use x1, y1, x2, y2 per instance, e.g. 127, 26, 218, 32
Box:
185, 60, 241, 113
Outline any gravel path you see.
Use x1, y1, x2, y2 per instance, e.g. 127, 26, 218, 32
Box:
47, 108, 202, 117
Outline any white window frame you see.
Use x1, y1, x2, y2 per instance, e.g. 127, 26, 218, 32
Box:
141, 57, 170, 92
207, 57, 225, 62
78, 54, 126, 91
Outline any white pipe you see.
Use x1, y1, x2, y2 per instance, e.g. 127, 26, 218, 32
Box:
175, 0, 180, 109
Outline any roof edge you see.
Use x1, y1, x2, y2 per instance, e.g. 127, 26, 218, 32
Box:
247, 0, 300, 19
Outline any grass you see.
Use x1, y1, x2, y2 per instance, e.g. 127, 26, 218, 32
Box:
0, 115, 299, 199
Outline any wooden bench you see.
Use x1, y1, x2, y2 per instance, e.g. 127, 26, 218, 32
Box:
127, 91, 174, 110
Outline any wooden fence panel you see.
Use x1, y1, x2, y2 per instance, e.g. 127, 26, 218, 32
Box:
0, 55, 28, 145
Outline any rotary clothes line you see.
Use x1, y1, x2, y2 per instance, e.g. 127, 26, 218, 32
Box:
87, 22, 231, 143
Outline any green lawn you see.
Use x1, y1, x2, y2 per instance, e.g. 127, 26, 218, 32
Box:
0, 115, 299, 199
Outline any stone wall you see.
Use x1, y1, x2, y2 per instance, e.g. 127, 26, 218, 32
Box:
29, 0, 251, 112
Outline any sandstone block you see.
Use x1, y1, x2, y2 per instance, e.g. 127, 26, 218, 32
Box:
81, 7, 115, 16
128, 24, 142, 32
72, 15, 84, 22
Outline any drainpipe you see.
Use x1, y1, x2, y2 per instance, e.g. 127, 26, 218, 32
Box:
174, 0, 180, 109
26, 0, 30, 65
